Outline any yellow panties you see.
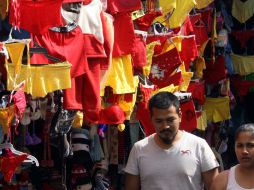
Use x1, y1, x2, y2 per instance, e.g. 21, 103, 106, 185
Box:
203, 96, 230, 123
231, 54, 254, 76
195, 0, 214, 9
118, 76, 139, 120
143, 41, 160, 76
5, 42, 71, 97
0, 105, 15, 135
102, 54, 135, 94
232, 0, 254, 23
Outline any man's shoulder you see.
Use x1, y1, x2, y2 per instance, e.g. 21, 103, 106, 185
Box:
134, 134, 154, 148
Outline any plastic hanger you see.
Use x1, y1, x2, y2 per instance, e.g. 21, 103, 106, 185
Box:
0, 143, 39, 166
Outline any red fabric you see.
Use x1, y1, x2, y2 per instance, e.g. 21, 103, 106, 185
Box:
31, 26, 88, 78
179, 36, 198, 70
187, 81, 205, 105
107, 0, 141, 14
190, 14, 209, 48
9, 0, 63, 34
0, 55, 7, 82
12, 84, 26, 121
231, 30, 254, 49
132, 34, 147, 70
136, 85, 155, 136
149, 48, 182, 88
63, 59, 101, 123
112, 12, 135, 56
146, 33, 173, 55
99, 104, 125, 124
180, 100, 197, 132
0, 154, 27, 182
133, 11, 162, 32
63, 0, 85, 2
181, 16, 194, 36
231, 75, 254, 96
203, 55, 227, 85
199, 8, 212, 33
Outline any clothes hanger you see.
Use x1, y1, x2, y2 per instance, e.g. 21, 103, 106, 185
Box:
0, 142, 39, 166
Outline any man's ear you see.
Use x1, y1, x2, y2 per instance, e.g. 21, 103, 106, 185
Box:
178, 108, 182, 119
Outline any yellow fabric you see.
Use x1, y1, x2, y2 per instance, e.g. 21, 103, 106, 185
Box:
195, 0, 214, 9
203, 96, 230, 123
232, 0, 254, 23
0, 0, 8, 20
165, 0, 196, 29
5, 44, 71, 98
72, 111, 83, 128
118, 76, 139, 120
0, 105, 15, 134
179, 71, 193, 91
160, 36, 182, 54
198, 39, 210, 56
102, 54, 135, 94
231, 54, 254, 76
151, 84, 177, 96
117, 123, 125, 132
5, 42, 26, 75
143, 41, 160, 76
153, 0, 176, 23
197, 110, 207, 131
195, 57, 206, 78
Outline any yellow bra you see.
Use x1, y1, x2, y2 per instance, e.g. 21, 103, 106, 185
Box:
232, 0, 254, 23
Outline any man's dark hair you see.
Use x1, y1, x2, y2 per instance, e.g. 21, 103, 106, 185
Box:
235, 123, 254, 140
148, 92, 180, 115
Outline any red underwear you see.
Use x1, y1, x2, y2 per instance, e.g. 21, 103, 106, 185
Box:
132, 34, 147, 71
107, 0, 141, 14
187, 81, 205, 105
180, 99, 197, 133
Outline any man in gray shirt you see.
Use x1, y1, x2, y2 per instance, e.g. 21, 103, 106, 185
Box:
124, 92, 219, 190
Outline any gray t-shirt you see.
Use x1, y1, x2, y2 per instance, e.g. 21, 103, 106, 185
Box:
124, 131, 219, 190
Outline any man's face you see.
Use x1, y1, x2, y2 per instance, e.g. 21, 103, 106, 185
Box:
151, 105, 181, 145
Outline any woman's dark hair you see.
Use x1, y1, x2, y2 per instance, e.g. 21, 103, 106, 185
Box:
148, 92, 180, 115
235, 123, 254, 140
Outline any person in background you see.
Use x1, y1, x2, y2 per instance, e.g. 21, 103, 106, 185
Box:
124, 91, 219, 190
211, 123, 254, 190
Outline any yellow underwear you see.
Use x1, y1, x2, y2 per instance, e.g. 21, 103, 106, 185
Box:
197, 110, 207, 131
118, 76, 139, 120
195, 0, 214, 9
232, 0, 254, 23
102, 54, 135, 94
165, 0, 196, 29
0, 105, 15, 135
231, 54, 254, 76
143, 41, 160, 76
195, 57, 206, 79
203, 96, 230, 123
5, 41, 72, 97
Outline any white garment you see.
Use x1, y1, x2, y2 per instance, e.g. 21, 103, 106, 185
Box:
124, 131, 219, 190
227, 165, 254, 190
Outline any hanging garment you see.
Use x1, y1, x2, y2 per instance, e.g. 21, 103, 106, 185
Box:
187, 81, 205, 105
9, 0, 63, 34
231, 54, 254, 76
203, 96, 231, 122
195, 0, 214, 9
0, 105, 15, 134
180, 99, 197, 133
232, 0, 254, 23
5, 43, 71, 98
230, 30, 254, 49
107, 0, 141, 14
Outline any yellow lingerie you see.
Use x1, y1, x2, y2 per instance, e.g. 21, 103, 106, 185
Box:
203, 96, 231, 123
197, 110, 207, 131
160, 36, 182, 54
153, 0, 176, 24
195, 0, 214, 9
0, 105, 15, 135
143, 41, 160, 76
102, 54, 135, 94
118, 76, 139, 120
5, 42, 71, 98
0, 0, 8, 20
165, 0, 196, 29
232, 0, 254, 23
231, 54, 254, 76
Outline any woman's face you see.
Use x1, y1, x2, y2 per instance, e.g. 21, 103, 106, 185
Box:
235, 131, 254, 168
